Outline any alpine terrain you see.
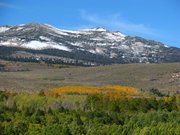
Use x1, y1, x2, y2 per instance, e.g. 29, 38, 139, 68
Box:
0, 22, 180, 65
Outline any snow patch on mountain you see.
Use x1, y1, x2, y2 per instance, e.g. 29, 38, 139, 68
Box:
0, 38, 21, 46
15, 27, 24, 31
117, 45, 130, 50
68, 42, 84, 47
105, 33, 125, 41
0, 41, 18, 46
164, 44, 169, 48
115, 32, 126, 37
23, 41, 71, 51
44, 24, 93, 36
44, 24, 69, 36
39, 36, 51, 42
0, 27, 10, 33
95, 48, 105, 54
110, 52, 118, 58
91, 37, 104, 41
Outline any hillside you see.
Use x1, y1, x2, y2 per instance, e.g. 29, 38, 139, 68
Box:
0, 22, 180, 65
0, 61, 179, 94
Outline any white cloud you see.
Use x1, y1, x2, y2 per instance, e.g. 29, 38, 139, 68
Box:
80, 10, 160, 37
0, 2, 17, 9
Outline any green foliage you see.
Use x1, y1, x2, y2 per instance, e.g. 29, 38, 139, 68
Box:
0, 91, 7, 101
42, 124, 71, 135
0, 92, 180, 135
149, 88, 165, 97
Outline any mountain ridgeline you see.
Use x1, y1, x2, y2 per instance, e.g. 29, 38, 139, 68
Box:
0, 22, 179, 65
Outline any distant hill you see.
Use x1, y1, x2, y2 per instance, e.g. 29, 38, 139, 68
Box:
0, 22, 180, 65
0, 61, 179, 94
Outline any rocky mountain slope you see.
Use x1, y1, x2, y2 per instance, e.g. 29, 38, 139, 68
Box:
0, 22, 179, 65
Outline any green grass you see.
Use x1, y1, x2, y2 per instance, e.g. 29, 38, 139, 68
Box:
62, 95, 87, 103
0, 61, 179, 94
40, 77, 65, 81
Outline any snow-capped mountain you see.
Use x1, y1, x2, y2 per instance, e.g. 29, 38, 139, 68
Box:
0, 22, 179, 65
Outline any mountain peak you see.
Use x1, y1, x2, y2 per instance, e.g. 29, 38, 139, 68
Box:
27, 22, 41, 26
93, 27, 107, 31
0, 22, 179, 65
24, 22, 48, 28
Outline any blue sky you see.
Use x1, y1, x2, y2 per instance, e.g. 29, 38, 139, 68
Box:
0, 0, 180, 47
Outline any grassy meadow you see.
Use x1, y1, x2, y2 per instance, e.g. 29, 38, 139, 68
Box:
0, 61, 180, 134
0, 61, 179, 95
